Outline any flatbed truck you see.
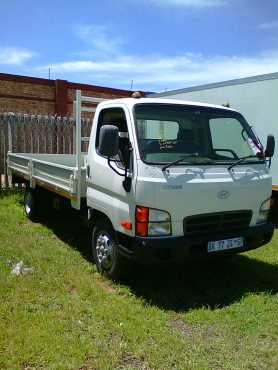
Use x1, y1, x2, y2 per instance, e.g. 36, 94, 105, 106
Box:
7, 91, 275, 279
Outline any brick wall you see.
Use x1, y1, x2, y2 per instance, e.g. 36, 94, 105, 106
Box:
0, 73, 140, 116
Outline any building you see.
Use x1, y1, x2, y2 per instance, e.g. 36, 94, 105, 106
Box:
152, 72, 278, 106
151, 71, 278, 146
0, 72, 137, 116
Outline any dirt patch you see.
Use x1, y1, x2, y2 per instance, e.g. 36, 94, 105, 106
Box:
79, 363, 96, 370
21, 363, 42, 370
78, 355, 97, 370
169, 318, 201, 338
116, 352, 151, 370
67, 286, 77, 295
95, 278, 117, 294
169, 318, 218, 340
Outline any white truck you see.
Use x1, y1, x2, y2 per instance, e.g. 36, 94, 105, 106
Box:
7, 91, 275, 280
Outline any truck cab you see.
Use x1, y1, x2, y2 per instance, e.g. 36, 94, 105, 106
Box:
86, 97, 274, 279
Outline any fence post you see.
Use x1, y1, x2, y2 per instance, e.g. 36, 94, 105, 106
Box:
0, 115, 3, 189
8, 115, 12, 152
4, 117, 8, 187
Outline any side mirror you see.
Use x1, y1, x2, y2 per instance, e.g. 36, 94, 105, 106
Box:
265, 135, 275, 158
99, 125, 119, 157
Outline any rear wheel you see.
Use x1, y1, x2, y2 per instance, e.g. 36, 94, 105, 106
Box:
92, 219, 127, 281
24, 188, 39, 221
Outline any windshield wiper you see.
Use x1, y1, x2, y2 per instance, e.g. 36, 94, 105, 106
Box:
161, 156, 189, 172
161, 155, 213, 172
227, 154, 263, 171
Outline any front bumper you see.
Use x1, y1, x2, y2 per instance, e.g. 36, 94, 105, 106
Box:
116, 222, 274, 263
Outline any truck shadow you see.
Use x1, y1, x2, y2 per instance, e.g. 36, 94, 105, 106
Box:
40, 209, 93, 262
122, 257, 278, 312
41, 210, 278, 313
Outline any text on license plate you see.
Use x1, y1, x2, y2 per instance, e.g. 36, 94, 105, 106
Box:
207, 237, 244, 253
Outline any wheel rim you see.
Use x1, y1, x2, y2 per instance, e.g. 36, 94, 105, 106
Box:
95, 232, 114, 270
25, 192, 32, 215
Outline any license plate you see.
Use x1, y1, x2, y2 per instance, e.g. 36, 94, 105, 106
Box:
207, 237, 244, 253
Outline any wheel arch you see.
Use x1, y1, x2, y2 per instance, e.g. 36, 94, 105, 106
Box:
88, 208, 114, 228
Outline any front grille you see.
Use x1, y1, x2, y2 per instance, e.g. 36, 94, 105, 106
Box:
184, 210, 252, 235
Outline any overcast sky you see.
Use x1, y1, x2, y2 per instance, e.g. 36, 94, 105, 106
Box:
1, 0, 278, 92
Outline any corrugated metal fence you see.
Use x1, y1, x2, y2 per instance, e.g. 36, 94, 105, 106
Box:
0, 113, 92, 188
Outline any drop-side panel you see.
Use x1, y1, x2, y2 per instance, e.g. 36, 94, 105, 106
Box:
8, 153, 87, 199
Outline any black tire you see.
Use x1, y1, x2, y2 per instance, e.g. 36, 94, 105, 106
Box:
24, 188, 40, 221
92, 218, 127, 281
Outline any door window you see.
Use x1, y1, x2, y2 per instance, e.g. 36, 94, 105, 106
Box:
96, 108, 130, 168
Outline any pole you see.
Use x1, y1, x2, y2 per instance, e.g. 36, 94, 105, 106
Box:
75, 90, 82, 210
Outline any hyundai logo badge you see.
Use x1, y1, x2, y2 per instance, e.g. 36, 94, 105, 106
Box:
218, 190, 230, 199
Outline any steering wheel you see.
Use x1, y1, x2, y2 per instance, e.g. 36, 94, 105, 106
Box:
213, 148, 239, 159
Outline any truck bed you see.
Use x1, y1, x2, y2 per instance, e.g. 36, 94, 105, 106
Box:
8, 153, 87, 202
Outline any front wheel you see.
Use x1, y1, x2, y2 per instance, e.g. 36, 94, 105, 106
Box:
92, 219, 127, 281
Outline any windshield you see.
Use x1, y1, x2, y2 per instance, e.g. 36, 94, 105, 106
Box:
134, 103, 263, 165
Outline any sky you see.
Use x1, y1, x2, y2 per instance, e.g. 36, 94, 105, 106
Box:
1, 0, 278, 92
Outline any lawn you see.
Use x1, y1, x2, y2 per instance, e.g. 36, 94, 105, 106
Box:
0, 191, 277, 370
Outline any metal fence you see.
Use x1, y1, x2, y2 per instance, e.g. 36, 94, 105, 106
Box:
0, 112, 92, 189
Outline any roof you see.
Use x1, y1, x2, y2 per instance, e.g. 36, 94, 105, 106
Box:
0, 72, 133, 95
100, 97, 237, 112
150, 71, 278, 98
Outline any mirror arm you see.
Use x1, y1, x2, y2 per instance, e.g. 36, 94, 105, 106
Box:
107, 149, 133, 193
122, 172, 132, 192
107, 157, 125, 177
122, 146, 133, 192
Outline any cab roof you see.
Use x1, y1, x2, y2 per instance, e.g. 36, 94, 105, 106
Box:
100, 97, 237, 112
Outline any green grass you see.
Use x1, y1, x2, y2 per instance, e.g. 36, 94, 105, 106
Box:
0, 191, 278, 370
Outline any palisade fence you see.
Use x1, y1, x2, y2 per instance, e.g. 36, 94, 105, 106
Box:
0, 112, 93, 189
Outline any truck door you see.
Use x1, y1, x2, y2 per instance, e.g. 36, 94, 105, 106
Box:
87, 105, 135, 234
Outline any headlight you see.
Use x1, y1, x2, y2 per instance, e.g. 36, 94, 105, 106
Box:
256, 198, 271, 224
148, 221, 171, 236
136, 206, 171, 237
149, 209, 170, 222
